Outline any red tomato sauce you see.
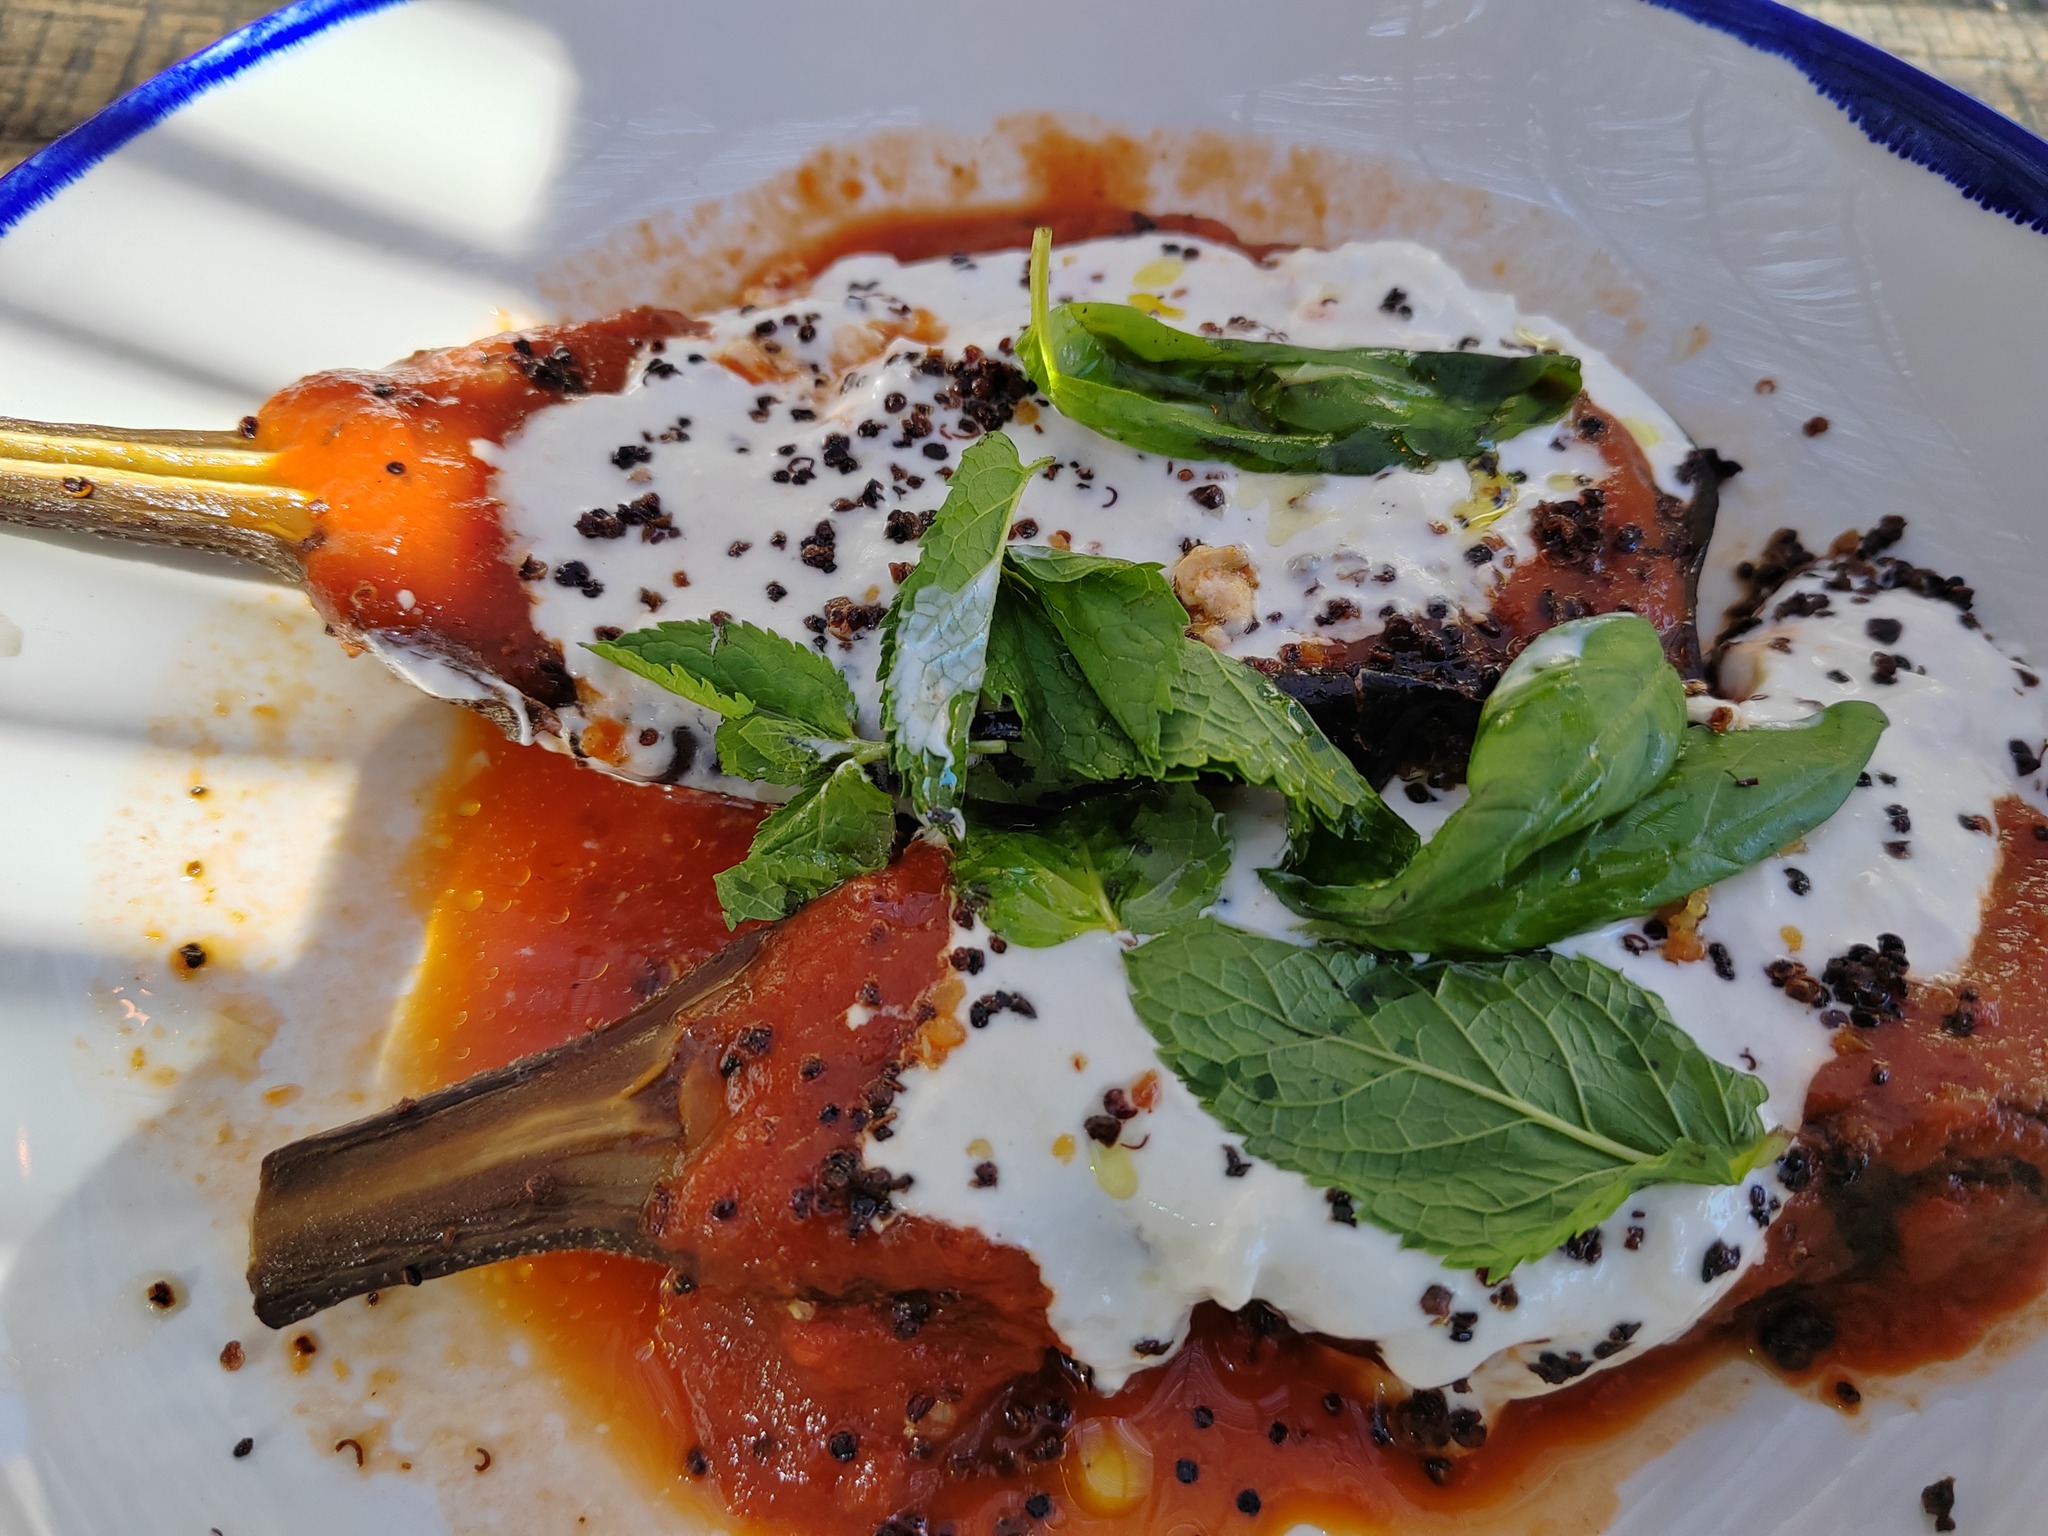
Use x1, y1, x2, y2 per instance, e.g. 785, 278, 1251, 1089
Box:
387, 723, 2048, 1536
259, 308, 693, 709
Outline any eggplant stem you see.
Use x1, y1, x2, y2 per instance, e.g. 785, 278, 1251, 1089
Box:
0, 415, 311, 576
248, 929, 767, 1328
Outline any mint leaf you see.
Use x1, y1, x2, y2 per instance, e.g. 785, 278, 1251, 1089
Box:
591, 617, 867, 785
978, 579, 1146, 794
1276, 702, 1887, 951
712, 712, 865, 785
1125, 921, 1773, 1274
1161, 640, 1418, 859
984, 539, 1413, 858
591, 617, 858, 737
1015, 226, 1581, 476
956, 784, 1230, 946
1268, 614, 1683, 946
881, 431, 1047, 827
712, 758, 897, 926
1002, 545, 1185, 757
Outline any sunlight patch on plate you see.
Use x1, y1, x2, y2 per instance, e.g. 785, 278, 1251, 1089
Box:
152, 0, 575, 257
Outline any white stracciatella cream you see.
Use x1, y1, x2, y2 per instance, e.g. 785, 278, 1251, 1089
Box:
484, 235, 1689, 783
881, 579, 2048, 1399
482, 235, 2048, 1406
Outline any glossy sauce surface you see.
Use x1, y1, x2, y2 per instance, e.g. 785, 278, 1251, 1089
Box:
262, 308, 690, 706
388, 720, 2048, 1535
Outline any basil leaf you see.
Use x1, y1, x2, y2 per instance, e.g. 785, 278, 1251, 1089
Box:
1273, 614, 1683, 942
956, 784, 1231, 946
712, 758, 897, 926
1277, 702, 1887, 952
1125, 921, 1773, 1275
880, 431, 1048, 827
591, 617, 857, 737
1001, 545, 1185, 757
1016, 227, 1582, 476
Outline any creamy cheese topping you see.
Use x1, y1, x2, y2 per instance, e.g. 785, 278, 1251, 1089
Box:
880, 582, 2048, 1399
484, 235, 1689, 785
487, 235, 2048, 1407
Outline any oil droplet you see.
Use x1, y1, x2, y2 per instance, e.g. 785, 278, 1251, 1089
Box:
1067, 1417, 1153, 1516
1091, 1141, 1138, 1200
461, 889, 485, 911
1131, 256, 1185, 289
1127, 291, 1185, 319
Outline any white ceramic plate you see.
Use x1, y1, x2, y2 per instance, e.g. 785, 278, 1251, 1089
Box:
5, 3, 2048, 1532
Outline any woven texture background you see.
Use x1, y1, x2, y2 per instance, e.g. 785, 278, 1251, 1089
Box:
1, 1, 2045, 174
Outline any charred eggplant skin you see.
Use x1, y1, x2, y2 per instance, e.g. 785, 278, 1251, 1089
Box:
247, 931, 765, 1328
1273, 442, 1729, 788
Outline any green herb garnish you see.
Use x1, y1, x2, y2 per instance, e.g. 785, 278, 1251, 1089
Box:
1125, 920, 1775, 1274
590, 614, 865, 784
711, 757, 897, 925
988, 541, 1417, 859
1263, 614, 1887, 952
955, 784, 1230, 947
589, 617, 891, 926
1014, 227, 1583, 475
978, 578, 1148, 792
879, 431, 1049, 828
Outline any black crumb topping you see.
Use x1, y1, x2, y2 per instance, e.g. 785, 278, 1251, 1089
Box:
1700, 1239, 1741, 1283
967, 990, 1035, 1028
1720, 516, 1972, 650
1922, 1476, 1957, 1532
1821, 934, 1910, 1027
510, 335, 586, 393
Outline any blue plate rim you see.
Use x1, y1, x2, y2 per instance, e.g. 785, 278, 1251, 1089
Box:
0, 0, 2043, 242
